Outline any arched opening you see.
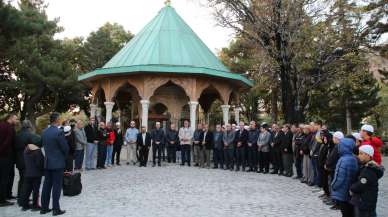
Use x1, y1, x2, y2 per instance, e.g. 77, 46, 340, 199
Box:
93, 88, 106, 122
150, 81, 190, 129
198, 85, 223, 125
113, 82, 141, 129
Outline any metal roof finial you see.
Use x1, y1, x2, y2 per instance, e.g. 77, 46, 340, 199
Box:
165, 0, 171, 6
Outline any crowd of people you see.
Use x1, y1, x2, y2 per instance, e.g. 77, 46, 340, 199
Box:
0, 112, 385, 217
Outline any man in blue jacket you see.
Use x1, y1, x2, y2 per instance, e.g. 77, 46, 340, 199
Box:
40, 112, 69, 216
331, 138, 358, 217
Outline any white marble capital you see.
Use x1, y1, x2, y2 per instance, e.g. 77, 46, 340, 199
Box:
104, 102, 115, 123
221, 104, 231, 125
140, 100, 150, 130
188, 101, 199, 130
90, 104, 98, 118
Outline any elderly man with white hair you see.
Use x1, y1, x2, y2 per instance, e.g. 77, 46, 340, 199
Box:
125, 121, 139, 165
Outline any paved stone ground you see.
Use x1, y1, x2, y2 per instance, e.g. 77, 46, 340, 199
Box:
1, 157, 387, 217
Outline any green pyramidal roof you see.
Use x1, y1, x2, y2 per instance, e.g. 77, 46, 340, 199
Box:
78, 5, 253, 87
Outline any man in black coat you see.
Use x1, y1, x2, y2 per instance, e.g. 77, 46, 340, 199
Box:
165, 123, 179, 163
112, 122, 124, 166
247, 121, 259, 172
84, 117, 98, 170
280, 124, 294, 177
0, 114, 17, 207
192, 123, 204, 167
137, 126, 152, 167
271, 124, 284, 175
200, 124, 213, 168
235, 121, 248, 171
151, 122, 165, 167
41, 112, 69, 215
212, 124, 224, 169
96, 122, 109, 169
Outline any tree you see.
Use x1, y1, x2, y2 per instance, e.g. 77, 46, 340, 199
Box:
208, 0, 382, 124
219, 37, 280, 122
0, 0, 87, 127
81, 22, 134, 72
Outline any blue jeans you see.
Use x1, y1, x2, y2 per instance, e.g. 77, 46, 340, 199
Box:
105, 145, 113, 166
41, 169, 63, 211
74, 150, 84, 170
85, 143, 96, 169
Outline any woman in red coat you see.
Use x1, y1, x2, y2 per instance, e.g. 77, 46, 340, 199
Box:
360, 124, 383, 165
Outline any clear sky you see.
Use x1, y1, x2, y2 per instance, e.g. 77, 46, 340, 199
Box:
41, 0, 235, 54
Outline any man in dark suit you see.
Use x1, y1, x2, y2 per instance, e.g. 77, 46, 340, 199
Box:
151, 122, 165, 167
235, 121, 248, 171
271, 124, 284, 175
137, 126, 152, 167
200, 124, 213, 168
40, 112, 68, 216
112, 122, 124, 166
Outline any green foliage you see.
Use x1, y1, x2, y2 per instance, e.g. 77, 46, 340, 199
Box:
81, 23, 133, 72
0, 1, 134, 127
0, 0, 87, 126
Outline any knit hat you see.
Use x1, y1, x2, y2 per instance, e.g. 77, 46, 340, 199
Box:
63, 126, 71, 136
359, 145, 374, 157
361, 124, 374, 133
352, 132, 362, 141
333, 131, 344, 140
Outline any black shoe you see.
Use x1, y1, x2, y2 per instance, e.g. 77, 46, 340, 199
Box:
158, 163, 161, 167
32, 206, 41, 211
263, 171, 269, 174
270, 171, 278, 174
116, 163, 121, 166
40, 208, 52, 214
21, 206, 30, 211
330, 204, 340, 210
257, 170, 262, 173
152, 163, 156, 167
7, 196, 17, 200
126, 162, 130, 165
52, 209, 66, 216
0, 200, 14, 207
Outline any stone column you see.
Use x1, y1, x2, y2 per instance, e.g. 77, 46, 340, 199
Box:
234, 107, 241, 124
189, 101, 198, 130
221, 104, 231, 125
117, 110, 121, 125
96, 107, 102, 122
90, 104, 98, 118
104, 102, 115, 123
140, 100, 150, 130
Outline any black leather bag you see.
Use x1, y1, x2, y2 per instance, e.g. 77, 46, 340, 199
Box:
63, 172, 82, 196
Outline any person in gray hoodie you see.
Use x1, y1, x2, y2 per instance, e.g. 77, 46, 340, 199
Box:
257, 124, 271, 173
74, 120, 87, 170
223, 124, 236, 171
